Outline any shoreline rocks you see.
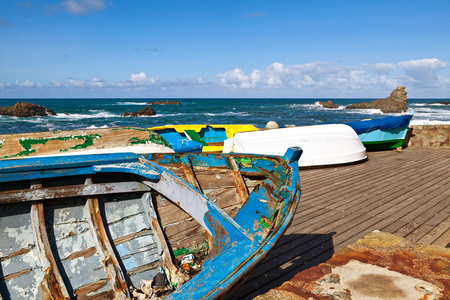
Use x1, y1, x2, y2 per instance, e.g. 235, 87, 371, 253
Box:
0, 102, 56, 117
318, 100, 339, 109
147, 100, 181, 105
121, 105, 156, 117
345, 86, 408, 113
430, 100, 450, 105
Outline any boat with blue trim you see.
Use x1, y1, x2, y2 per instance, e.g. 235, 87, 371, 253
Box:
0, 147, 302, 299
344, 111, 414, 150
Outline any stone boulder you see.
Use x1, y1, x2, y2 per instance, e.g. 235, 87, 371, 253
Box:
318, 100, 339, 109
147, 100, 181, 105
121, 105, 156, 117
346, 86, 408, 113
0, 102, 56, 117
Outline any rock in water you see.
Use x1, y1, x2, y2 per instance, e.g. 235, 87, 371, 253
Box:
346, 86, 408, 113
138, 106, 156, 116
0, 102, 56, 117
147, 100, 181, 105
121, 105, 156, 117
318, 100, 339, 109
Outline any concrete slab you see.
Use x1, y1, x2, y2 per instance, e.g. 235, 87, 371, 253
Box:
254, 231, 450, 300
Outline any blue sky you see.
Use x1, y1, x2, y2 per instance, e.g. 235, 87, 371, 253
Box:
1, 0, 449, 98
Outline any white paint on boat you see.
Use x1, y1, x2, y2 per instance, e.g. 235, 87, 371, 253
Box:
223, 124, 367, 167
32, 144, 174, 158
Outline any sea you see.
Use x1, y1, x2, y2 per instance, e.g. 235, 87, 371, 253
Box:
1, 98, 449, 135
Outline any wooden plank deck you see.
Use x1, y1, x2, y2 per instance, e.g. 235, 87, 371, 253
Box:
234, 148, 450, 299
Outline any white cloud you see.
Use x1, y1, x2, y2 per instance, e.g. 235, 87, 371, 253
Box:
129, 72, 159, 85
1, 59, 448, 97
51, 77, 108, 88
216, 60, 449, 93
397, 58, 448, 87
217, 68, 251, 89
15, 80, 38, 87
60, 0, 109, 15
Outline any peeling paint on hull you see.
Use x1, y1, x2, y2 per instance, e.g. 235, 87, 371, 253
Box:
0, 148, 302, 299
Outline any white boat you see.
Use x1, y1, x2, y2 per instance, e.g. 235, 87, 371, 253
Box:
223, 124, 367, 167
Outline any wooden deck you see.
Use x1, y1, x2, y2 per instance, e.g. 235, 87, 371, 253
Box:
234, 148, 450, 299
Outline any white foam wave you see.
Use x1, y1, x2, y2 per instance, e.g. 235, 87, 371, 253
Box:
86, 125, 110, 129
54, 112, 119, 119
410, 119, 450, 125
411, 103, 449, 107
152, 113, 186, 117
203, 111, 250, 116
345, 108, 385, 115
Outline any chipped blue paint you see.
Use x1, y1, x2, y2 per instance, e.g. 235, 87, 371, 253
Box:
116, 244, 140, 270
0, 152, 139, 173
166, 147, 303, 299
0, 146, 302, 300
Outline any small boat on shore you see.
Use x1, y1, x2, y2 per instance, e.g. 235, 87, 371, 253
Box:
0, 127, 202, 159
223, 124, 367, 167
344, 111, 414, 150
0, 148, 302, 299
149, 124, 259, 152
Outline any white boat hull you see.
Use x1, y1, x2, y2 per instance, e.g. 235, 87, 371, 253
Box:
223, 124, 367, 167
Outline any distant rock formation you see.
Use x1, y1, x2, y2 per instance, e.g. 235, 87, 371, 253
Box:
147, 100, 181, 105
345, 86, 408, 113
0, 102, 56, 117
430, 100, 450, 105
318, 100, 339, 109
121, 105, 156, 117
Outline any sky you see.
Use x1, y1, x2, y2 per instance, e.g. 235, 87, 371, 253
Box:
0, 0, 449, 99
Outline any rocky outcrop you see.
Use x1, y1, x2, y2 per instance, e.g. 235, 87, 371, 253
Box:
346, 86, 408, 113
430, 100, 450, 105
318, 100, 339, 109
121, 105, 156, 117
147, 100, 181, 105
0, 102, 56, 117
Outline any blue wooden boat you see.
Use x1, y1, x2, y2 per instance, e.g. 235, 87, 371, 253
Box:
0, 148, 302, 299
344, 111, 414, 150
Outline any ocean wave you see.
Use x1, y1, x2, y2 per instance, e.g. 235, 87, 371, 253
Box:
54, 112, 119, 119
86, 125, 110, 129
36, 123, 59, 131
203, 111, 250, 116
115, 101, 149, 105
343, 108, 385, 115
410, 119, 450, 125
152, 113, 186, 117
410, 103, 448, 107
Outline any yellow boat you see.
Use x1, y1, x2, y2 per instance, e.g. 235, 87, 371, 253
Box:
148, 124, 259, 152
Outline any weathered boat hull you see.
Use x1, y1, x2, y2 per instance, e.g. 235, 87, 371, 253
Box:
0, 148, 301, 299
223, 124, 367, 167
0, 127, 203, 159
149, 124, 259, 152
